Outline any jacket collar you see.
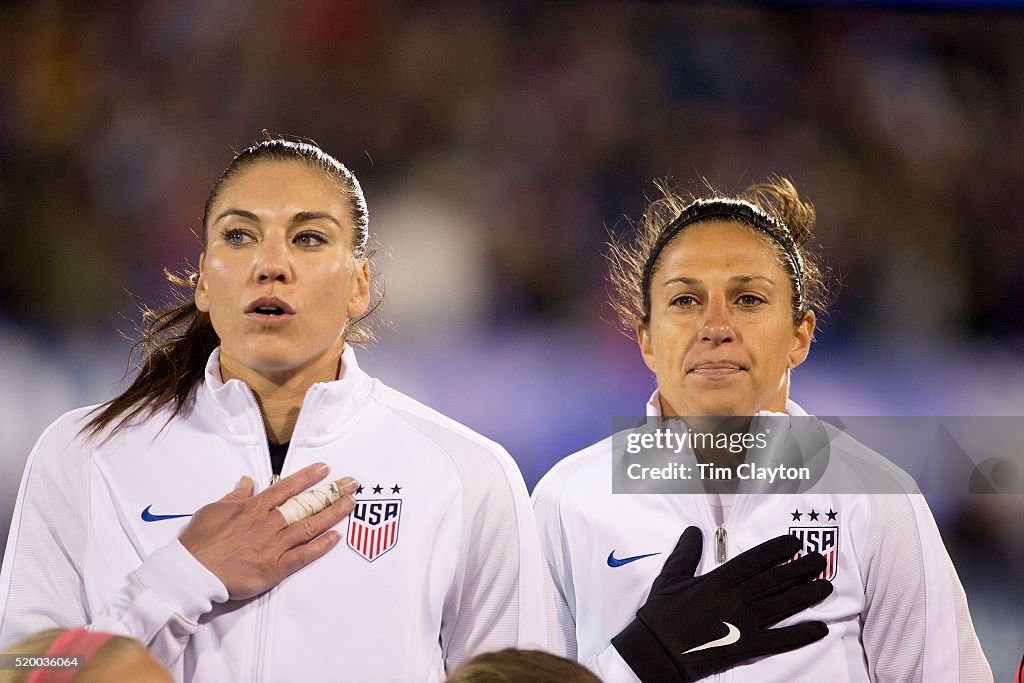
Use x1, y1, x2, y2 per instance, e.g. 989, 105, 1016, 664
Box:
194, 345, 376, 446
644, 389, 808, 418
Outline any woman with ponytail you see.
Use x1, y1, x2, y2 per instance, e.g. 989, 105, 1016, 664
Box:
0, 136, 544, 682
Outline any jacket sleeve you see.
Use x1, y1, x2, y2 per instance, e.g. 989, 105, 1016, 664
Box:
438, 442, 547, 674
532, 472, 645, 682
0, 411, 227, 668
860, 493, 992, 682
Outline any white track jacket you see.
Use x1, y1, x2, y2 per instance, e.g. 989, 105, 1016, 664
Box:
532, 395, 992, 682
0, 347, 545, 682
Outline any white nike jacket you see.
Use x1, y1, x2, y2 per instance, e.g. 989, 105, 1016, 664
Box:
0, 346, 546, 682
532, 395, 992, 682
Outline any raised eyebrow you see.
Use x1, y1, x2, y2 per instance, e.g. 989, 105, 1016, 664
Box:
662, 276, 703, 287
730, 275, 776, 286
291, 211, 341, 228
212, 209, 342, 228
213, 208, 260, 225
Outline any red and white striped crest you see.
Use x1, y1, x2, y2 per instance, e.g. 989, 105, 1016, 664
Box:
789, 525, 839, 581
348, 499, 402, 562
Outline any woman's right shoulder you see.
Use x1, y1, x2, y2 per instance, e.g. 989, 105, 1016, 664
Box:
532, 435, 615, 507
25, 405, 107, 473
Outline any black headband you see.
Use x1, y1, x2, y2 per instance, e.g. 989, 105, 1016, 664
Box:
640, 198, 805, 318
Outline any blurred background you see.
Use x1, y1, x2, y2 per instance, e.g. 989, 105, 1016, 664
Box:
1, 0, 1021, 675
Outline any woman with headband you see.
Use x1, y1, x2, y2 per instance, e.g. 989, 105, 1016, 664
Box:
532, 178, 991, 681
0, 137, 545, 681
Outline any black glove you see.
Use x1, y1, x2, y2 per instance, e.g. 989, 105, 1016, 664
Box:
611, 527, 833, 682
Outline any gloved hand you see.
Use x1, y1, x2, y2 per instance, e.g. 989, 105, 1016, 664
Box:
611, 527, 833, 682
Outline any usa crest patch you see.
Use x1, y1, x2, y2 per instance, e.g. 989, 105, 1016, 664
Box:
348, 499, 402, 562
789, 525, 839, 581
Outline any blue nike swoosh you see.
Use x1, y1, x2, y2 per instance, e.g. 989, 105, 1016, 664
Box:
607, 550, 661, 567
141, 505, 193, 522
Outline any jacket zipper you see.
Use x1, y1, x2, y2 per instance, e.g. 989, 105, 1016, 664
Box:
245, 387, 275, 683
253, 590, 271, 682
715, 527, 727, 563
245, 385, 321, 679
267, 384, 321, 486
246, 384, 321, 681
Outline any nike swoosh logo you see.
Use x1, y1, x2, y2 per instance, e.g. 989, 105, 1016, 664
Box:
682, 622, 741, 654
607, 550, 661, 567
141, 505, 193, 522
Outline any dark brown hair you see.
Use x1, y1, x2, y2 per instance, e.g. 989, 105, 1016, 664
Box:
83, 136, 378, 438
445, 648, 601, 683
608, 176, 828, 332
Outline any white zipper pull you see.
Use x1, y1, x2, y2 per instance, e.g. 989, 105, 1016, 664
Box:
270, 474, 280, 486
715, 527, 727, 563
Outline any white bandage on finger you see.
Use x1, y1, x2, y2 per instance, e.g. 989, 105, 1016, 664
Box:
276, 481, 343, 525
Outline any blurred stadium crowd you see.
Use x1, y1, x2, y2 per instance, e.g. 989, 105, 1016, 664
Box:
0, 0, 1021, 676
